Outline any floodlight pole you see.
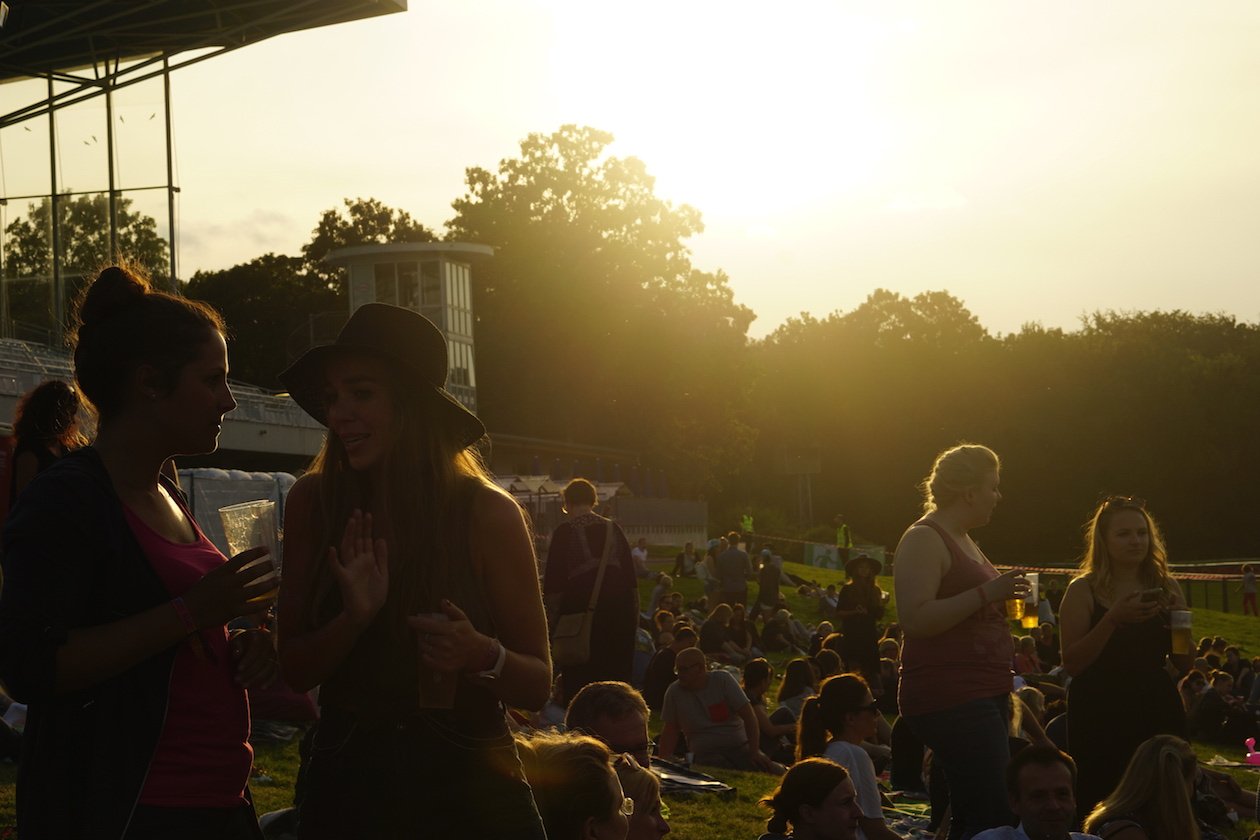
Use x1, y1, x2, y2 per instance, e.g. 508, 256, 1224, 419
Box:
105, 66, 118, 263
47, 73, 62, 339
164, 56, 177, 286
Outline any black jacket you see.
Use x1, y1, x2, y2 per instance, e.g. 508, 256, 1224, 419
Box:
0, 447, 259, 839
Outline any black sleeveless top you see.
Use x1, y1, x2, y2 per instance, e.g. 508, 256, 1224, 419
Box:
316, 479, 502, 729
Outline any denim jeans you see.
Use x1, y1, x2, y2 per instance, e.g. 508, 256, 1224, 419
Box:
905, 694, 1015, 840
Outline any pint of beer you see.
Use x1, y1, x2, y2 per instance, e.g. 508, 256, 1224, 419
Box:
1170, 609, 1193, 655
1020, 573, 1040, 628
1005, 598, 1025, 621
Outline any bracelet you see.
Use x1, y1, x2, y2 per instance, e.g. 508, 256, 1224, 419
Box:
472, 636, 500, 672
171, 597, 198, 636
476, 639, 507, 681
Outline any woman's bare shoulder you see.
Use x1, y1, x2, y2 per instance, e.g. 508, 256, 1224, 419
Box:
470, 482, 527, 531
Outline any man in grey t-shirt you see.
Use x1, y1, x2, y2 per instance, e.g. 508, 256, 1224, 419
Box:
656, 647, 781, 773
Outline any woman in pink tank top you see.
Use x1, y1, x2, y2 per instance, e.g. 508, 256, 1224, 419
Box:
0, 265, 277, 839
893, 444, 1029, 840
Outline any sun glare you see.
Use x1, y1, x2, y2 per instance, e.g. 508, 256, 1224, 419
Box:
549, 3, 909, 220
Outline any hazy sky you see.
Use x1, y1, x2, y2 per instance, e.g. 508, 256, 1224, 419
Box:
5, 2, 1260, 338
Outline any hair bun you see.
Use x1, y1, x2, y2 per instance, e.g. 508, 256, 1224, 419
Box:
77, 266, 150, 328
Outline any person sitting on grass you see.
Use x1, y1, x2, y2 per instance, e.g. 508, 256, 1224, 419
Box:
699, 603, 747, 664
615, 752, 671, 840
812, 649, 843, 681
565, 680, 652, 767
516, 730, 631, 840
643, 627, 698, 713
758, 757, 863, 840
657, 647, 782, 773
744, 658, 797, 764
809, 621, 835, 657
729, 606, 763, 661
971, 745, 1099, 840
777, 657, 819, 722
795, 673, 903, 840
1193, 670, 1258, 744
1082, 734, 1202, 840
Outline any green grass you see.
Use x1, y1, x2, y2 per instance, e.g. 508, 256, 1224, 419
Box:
2, 561, 1258, 837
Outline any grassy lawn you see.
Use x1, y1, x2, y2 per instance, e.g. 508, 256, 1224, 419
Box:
3, 559, 1258, 837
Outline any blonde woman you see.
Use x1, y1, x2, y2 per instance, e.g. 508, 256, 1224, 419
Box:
516, 731, 631, 840
1059, 497, 1189, 815
1082, 734, 1201, 840
893, 443, 1028, 840
615, 753, 671, 840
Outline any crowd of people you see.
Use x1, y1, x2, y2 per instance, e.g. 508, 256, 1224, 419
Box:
0, 269, 1258, 840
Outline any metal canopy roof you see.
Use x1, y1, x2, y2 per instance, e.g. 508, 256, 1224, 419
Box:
0, 1, 407, 84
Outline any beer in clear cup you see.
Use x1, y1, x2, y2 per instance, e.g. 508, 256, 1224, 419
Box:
1020, 573, 1040, 629
1170, 609, 1193, 656
1005, 598, 1025, 622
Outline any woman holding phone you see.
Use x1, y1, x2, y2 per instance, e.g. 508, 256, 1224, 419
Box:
1059, 496, 1190, 815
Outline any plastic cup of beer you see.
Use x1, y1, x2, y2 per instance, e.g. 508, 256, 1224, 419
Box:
1021, 573, 1040, 629
1005, 597, 1025, 622
1170, 609, 1193, 655
415, 612, 457, 709
219, 500, 281, 598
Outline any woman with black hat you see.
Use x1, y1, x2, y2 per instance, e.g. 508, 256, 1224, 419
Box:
276, 303, 551, 838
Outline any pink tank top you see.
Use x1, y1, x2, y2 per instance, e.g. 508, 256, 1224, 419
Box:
897, 519, 1015, 717
123, 504, 253, 808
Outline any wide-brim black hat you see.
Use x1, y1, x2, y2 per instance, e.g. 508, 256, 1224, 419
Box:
845, 553, 882, 575
279, 303, 486, 449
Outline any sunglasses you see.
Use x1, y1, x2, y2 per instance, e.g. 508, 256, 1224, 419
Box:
1105, 495, 1146, 510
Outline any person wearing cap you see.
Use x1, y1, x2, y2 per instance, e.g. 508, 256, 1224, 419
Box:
275, 303, 550, 838
836, 554, 886, 684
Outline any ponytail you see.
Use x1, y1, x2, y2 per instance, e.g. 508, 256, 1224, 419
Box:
796, 695, 827, 762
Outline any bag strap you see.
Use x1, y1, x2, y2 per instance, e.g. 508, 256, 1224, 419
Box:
574, 520, 616, 613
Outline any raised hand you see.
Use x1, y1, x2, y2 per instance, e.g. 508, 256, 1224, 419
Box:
183, 546, 277, 628
330, 510, 389, 628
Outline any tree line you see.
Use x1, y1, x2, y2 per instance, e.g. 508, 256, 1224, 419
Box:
5, 125, 1257, 564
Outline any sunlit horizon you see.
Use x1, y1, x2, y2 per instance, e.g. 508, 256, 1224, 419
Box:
2, 1, 1258, 338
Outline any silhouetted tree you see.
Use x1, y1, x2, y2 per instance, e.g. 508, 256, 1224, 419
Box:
447, 125, 755, 496
186, 254, 339, 387
2, 192, 169, 335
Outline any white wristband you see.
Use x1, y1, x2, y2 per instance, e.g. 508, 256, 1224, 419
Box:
477, 639, 507, 680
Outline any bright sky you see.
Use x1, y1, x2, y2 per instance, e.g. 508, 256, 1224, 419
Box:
5, 1, 1260, 338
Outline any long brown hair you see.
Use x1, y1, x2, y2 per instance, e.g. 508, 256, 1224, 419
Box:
1083, 735, 1200, 840
301, 355, 500, 632
1077, 497, 1173, 602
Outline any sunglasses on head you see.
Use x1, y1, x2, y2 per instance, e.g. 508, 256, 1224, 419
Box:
1105, 495, 1146, 510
